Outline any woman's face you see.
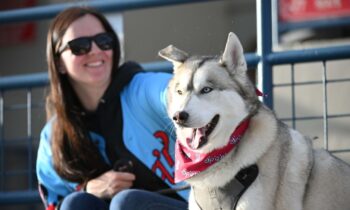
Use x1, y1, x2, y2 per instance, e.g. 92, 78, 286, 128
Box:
59, 14, 113, 93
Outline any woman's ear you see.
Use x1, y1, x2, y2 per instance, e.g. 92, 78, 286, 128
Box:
58, 67, 66, 74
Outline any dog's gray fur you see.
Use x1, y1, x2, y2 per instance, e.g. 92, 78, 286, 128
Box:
159, 32, 350, 210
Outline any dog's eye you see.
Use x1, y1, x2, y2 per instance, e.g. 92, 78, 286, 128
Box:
177, 89, 183, 95
201, 87, 212, 94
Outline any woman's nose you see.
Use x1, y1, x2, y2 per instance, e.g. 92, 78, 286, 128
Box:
89, 41, 100, 54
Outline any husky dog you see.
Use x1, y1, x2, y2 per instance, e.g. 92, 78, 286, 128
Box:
159, 32, 350, 210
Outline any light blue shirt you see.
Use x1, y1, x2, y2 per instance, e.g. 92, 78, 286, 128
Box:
36, 72, 189, 207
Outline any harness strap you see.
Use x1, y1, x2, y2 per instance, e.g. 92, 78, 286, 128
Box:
193, 164, 259, 210
233, 164, 259, 209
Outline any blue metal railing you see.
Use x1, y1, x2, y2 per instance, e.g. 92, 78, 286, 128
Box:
257, 0, 274, 108
0, 54, 261, 90
0, 0, 217, 23
267, 45, 350, 64
258, 1, 350, 156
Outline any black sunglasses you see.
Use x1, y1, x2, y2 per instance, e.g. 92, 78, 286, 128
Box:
58, 32, 115, 56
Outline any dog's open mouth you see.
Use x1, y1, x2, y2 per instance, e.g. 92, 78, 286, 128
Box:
187, 115, 220, 150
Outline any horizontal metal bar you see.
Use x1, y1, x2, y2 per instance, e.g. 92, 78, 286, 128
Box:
268, 45, 350, 64
0, 191, 41, 204
280, 113, 350, 122
274, 78, 350, 87
0, 54, 259, 91
245, 53, 261, 69
0, 72, 48, 91
275, 80, 321, 87
0, 137, 39, 145
4, 103, 44, 111
142, 53, 260, 72
0, 0, 216, 24
2, 170, 33, 177
330, 149, 350, 154
141, 61, 173, 73
0, 64, 173, 90
1, 51, 343, 91
3, 48, 349, 90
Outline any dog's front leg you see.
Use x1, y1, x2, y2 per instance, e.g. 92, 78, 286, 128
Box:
187, 189, 201, 210
235, 179, 275, 210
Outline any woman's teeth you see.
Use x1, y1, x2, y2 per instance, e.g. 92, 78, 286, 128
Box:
86, 61, 104, 67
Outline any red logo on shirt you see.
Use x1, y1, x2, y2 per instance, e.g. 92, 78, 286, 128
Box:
151, 131, 175, 184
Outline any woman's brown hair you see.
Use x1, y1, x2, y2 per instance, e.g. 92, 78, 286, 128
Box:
46, 7, 120, 183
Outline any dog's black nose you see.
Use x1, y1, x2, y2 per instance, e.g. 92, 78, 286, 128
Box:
173, 111, 189, 124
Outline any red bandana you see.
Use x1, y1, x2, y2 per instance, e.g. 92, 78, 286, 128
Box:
174, 118, 251, 182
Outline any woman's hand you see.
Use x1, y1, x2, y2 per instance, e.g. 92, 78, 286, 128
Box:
85, 170, 136, 199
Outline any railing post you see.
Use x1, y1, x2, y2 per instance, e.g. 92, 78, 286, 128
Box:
0, 91, 3, 191
27, 89, 33, 190
257, 0, 273, 108
322, 61, 329, 150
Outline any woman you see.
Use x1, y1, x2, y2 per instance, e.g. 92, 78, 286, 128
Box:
36, 7, 188, 210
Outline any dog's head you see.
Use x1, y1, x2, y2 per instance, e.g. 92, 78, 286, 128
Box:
159, 32, 259, 153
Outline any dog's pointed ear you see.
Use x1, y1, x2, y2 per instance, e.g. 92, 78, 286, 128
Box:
220, 32, 247, 74
158, 45, 189, 69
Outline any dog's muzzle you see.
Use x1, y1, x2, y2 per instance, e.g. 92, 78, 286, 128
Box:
173, 112, 220, 150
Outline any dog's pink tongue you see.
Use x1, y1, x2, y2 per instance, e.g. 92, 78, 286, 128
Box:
188, 128, 206, 149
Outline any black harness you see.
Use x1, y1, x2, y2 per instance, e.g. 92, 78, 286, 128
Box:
193, 164, 259, 210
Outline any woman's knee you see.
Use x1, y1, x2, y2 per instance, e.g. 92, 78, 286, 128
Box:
110, 189, 139, 209
110, 189, 187, 210
59, 191, 107, 210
